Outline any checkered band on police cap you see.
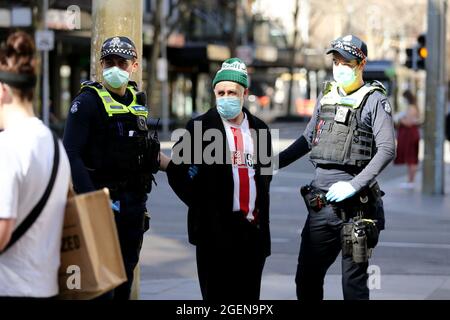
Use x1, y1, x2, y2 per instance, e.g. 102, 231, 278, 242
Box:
100, 36, 138, 60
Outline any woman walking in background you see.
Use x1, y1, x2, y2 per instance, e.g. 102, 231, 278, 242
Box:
394, 90, 421, 189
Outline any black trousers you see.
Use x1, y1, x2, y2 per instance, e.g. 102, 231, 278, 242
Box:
295, 201, 381, 300
195, 216, 266, 302
98, 192, 149, 300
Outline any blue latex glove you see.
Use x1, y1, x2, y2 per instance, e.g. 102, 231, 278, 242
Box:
326, 181, 356, 202
111, 200, 120, 212
188, 165, 199, 180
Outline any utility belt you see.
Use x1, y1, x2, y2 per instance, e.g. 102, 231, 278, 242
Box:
300, 183, 382, 263
92, 172, 154, 198
300, 183, 382, 219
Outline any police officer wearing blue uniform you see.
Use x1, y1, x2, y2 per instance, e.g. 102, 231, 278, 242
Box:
278, 35, 396, 300
63, 36, 159, 299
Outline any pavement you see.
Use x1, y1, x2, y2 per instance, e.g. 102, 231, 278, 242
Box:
138, 121, 450, 300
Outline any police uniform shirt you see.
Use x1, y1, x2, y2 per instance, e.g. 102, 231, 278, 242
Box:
63, 87, 134, 194
303, 87, 396, 192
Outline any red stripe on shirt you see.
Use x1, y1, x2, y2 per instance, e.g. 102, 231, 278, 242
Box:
231, 127, 250, 214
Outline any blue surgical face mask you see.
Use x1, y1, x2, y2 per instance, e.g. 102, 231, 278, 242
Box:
216, 97, 243, 120
103, 66, 130, 89
333, 63, 357, 88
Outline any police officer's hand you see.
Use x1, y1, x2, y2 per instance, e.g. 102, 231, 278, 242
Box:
326, 181, 356, 202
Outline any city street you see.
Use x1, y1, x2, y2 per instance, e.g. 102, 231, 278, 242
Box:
2, 0, 450, 306
139, 121, 450, 300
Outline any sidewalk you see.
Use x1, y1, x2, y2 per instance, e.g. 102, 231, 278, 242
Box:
141, 136, 450, 300
379, 162, 450, 218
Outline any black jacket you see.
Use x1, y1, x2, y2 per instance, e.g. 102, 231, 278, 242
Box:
166, 107, 273, 257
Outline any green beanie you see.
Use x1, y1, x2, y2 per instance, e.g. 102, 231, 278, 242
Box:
212, 57, 248, 89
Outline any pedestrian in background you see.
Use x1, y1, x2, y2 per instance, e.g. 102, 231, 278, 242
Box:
0, 31, 71, 298
394, 90, 421, 189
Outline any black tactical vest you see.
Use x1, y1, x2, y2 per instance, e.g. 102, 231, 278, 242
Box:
79, 81, 157, 193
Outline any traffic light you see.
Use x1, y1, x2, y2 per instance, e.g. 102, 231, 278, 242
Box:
404, 34, 427, 70
405, 47, 415, 69
417, 34, 427, 70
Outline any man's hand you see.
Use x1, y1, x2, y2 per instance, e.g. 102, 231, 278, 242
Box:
326, 181, 356, 202
159, 152, 171, 171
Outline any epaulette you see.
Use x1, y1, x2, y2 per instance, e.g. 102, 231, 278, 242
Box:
128, 80, 139, 91
80, 80, 103, 90
369, 80, 387, 95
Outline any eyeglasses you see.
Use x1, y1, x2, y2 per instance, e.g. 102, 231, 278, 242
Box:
331, 40, 366, 60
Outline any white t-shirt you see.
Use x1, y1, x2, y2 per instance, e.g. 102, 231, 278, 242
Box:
222, 114, 257, 221
0, 117, 70, 297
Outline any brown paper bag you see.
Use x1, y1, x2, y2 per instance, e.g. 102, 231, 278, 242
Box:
58, 188, 127, 300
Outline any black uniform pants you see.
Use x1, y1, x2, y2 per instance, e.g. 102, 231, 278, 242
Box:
98, 192, 149, 300
295, 203, 372, 300
195, 214, 266, 302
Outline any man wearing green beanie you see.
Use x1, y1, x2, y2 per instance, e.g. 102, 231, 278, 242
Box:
160, 57, 273, 301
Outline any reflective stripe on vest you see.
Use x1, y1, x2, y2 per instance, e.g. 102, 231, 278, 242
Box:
308, 81, 386, 168
320, 82, 386, 110
81, 84, 148, 118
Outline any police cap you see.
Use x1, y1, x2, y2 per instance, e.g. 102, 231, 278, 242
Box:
326, 35, 367, 62
100, 36, 137, 60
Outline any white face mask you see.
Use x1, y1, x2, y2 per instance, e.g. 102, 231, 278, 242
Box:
333, 64, 357, 88
102, 66, 130, 89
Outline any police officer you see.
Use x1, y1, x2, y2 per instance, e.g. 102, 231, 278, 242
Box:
278, 35, 396, 300
63, 36, 159, 300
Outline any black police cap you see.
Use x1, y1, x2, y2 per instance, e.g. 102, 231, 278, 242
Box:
101, 36, 137, 60
326, 35, 367, 62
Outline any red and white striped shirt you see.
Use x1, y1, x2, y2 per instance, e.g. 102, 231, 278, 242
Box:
222, 115, 257, 222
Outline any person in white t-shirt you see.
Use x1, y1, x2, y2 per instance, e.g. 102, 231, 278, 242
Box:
0, 31, 70, 298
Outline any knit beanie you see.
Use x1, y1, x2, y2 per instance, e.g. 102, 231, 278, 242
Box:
212, 57, 248, 89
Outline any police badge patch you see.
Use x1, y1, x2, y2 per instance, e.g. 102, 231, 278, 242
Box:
381, 100, 392, 114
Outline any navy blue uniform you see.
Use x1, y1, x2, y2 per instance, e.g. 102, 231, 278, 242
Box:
63, 87, 149, 300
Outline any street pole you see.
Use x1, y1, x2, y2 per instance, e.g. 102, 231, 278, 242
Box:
286, 0, 300, 117
42, 0, 49, 126
91, 0, 144, 299
423, 0, 447, 195
160, 0, 169, 137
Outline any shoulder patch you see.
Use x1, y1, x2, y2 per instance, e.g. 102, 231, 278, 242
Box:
70, 101, 80, 114
381, 99, 392, 114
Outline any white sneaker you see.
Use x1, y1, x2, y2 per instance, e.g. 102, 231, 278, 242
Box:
399, 182, 415, 189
